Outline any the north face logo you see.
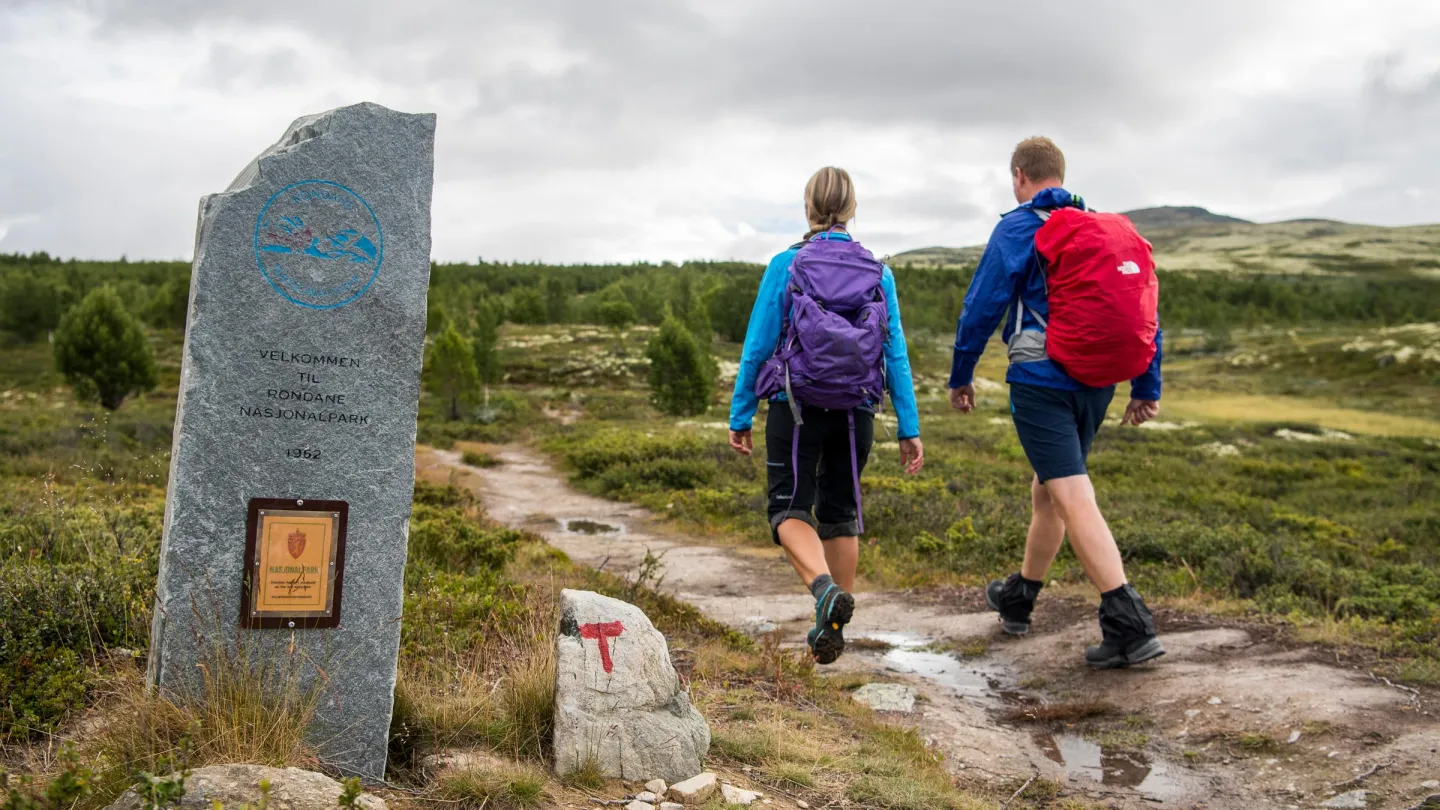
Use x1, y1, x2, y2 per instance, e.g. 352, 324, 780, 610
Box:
1117, 260, 1141, 276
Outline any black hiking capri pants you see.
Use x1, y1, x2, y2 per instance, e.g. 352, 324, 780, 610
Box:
764, 402, 874, 545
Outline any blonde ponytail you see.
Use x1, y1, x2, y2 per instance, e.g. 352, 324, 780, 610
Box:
803, 167, 857, 241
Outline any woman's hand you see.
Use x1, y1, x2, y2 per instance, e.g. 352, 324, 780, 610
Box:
728, 429, 753, 456
899, 437, 924, 475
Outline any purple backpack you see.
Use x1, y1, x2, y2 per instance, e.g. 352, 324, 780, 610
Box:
755, 231, 890, 531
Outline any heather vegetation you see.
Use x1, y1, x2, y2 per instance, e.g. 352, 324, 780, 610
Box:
3, 243, 1439, 805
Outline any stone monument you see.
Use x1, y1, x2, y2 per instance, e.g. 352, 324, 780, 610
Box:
553, 589, 711, 783
147, 102, 435, 778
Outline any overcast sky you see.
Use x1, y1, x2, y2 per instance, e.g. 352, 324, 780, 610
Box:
2, 1, 1439, 264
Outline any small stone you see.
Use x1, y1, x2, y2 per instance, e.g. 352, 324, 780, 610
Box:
635, 792, 658, 803
1287, 730, 1301, 744
720, 784, 762, 806
104, 765, 386, 810
660, 804, 684, 810
739, 616, 778, 636
797, 802, 810, 809
1184, 709, 1202, 719
625, 802, 654, 810
645, 779, 667, 795
852, 683, 917, 713
1207, 696, 1222, 705
1319, 790, 1370, 809
1328, 751, 1341, 758
666, 773, 718, 805
1423, 780, 1440, 789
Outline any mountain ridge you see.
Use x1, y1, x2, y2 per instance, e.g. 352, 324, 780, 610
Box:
890, 206, 1440, 278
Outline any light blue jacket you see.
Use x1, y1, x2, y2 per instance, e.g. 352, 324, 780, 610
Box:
729, 232, 921, 439
948, 186, 1164, 401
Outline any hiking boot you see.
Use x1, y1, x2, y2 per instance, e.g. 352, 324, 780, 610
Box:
985, 573, 1042, 636
1085, 584, 1165, 669
807, 582, 854, 665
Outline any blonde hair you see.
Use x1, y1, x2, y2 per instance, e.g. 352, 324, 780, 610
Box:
803, 167, 857, 240
1011, 136, 1066, 183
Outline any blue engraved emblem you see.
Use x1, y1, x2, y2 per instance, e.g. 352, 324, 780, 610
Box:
254, 180, 384, 309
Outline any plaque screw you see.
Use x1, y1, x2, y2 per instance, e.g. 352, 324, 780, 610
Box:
287, 621, 296, 628
259, 511, 266, 516
324, 610, 331, 616
252, 611, 258, 616
332, 512, 338, 517
297, 500, 304, 506
330, 561, 336, 567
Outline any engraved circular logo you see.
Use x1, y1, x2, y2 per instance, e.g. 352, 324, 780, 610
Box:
254, 180, 384, 309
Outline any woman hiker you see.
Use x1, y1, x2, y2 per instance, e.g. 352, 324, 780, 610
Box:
727, 166, 924, 665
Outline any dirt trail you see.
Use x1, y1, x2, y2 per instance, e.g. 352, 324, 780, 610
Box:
417, 445, 1440, 809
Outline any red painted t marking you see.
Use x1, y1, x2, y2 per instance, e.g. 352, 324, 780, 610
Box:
579, 621, 625, 673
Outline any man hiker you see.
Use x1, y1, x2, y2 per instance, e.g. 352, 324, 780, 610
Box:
949, 136, 1166, 668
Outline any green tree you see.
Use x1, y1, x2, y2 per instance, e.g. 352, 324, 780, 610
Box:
0, 272, 68, 342
645, 314, 713, 416
471, 298, 502, 403
507, 286, 546, 325
147, 273, 190, 330
425, 323, 480, 420
705, 276, 757, 343
543, 276, 569, 324
596, 298, 637, 332
52, 286, 157, 410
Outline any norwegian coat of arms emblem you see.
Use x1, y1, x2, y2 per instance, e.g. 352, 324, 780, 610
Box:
287, 529, 307, 560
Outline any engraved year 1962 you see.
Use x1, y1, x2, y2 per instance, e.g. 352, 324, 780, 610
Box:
286, 447, 322, 460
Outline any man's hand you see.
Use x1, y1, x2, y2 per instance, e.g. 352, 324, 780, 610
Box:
1121, 399, 1160, 426
949, 384, 976, 413
899, 437, 924, 475
728, 429, 753, 456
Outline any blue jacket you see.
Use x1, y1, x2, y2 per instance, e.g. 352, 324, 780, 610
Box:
729, 232, 921, 439
948, 187, 1163, 401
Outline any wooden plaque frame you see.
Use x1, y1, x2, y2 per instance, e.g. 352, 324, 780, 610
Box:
240, 497, 348, 629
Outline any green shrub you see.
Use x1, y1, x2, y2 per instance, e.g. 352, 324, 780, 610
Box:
644, 315, 712, 416
53, 286, 157, 410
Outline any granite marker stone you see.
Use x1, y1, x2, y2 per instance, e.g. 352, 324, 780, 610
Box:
147, 102, 435, 778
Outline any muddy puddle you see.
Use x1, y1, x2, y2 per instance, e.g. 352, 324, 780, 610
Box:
1037, 733, 1193, 801
860, 633, 1012, 704
561, 518, 622, 535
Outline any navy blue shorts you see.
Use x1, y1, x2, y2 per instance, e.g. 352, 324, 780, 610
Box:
1009, 382, 1116, 483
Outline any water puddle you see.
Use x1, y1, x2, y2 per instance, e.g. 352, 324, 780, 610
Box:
1037, 733, 1190, 801
561, 518, 622, 535
859, 633, 1010, 704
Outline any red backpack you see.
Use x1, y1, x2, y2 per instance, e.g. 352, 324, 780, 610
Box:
1032, 208, 1159, 388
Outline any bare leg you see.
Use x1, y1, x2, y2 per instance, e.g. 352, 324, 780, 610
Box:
777, 519, 830, 588
821, 536, 859, 592
1021, 475, 1066, 581
1043, 474, 1127, 592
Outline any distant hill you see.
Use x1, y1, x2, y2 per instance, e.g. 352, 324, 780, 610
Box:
1121, 205, 1251, 230
892, 206, 1440, 279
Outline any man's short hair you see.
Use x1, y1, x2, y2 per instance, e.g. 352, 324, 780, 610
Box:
1011, 136, 1065, 183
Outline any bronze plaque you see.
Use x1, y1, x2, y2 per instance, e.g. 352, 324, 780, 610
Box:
241, 498, 348, 629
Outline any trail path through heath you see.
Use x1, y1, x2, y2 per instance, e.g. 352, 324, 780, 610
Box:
417, 444, 1440, 810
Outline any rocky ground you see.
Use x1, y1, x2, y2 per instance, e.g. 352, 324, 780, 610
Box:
417, 445, 1440, 810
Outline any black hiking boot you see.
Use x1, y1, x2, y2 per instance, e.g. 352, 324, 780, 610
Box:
1085, 584, 1165, 669
985, 573, 1042, 636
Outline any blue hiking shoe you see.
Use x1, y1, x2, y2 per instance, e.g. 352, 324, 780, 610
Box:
807, 583, 855, 665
